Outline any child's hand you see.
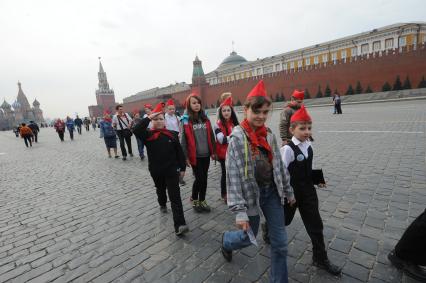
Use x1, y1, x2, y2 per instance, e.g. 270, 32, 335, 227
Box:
318, 183, 327, 188
287, 197, 296, 207
180, 171, 185, 178
186, 159, 191, 167
236, 221, 250, 231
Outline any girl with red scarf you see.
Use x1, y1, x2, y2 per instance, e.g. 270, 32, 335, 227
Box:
220, 80, 295, 283
99, 112, 119, 158
214, 96, 239, 203
180, 94, 216, 213
133, 103, 189, 236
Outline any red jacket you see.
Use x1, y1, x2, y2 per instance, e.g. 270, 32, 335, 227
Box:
215, 120, 234, 160
182, 119, 214, 166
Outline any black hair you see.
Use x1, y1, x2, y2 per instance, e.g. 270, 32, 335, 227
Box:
115, 104, 123, 110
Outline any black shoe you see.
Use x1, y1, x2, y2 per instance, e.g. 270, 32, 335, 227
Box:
175, 225, 189, 236
261, 223, 270, 244
388, 250, 426, 282
140, 156, 145, 160
160, 206, 168, 213
313, 258, 342, 276
129, 153, 134, 157
192, 200, 203, 213
122, 156, 127, 161
221, 233, 232, 262
115, 155, 120, 159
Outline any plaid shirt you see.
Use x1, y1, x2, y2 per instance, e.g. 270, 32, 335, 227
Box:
226, 126, 294, 222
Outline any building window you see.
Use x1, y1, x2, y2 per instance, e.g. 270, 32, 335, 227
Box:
373, 41, 381, 51
331, 52, 337, 61
361, 43, 369, 54
290, 62, 295, 69
351, 47, 357, 56
341, 50, 347, 59
322, 54, 328, 63
297, 60, 303, 68
399, 36, 406, 47
283, 63, 287, 70
385, 38, 394, 49
275, 63, 281, 71
314, 56, 319, 64
257, 68, 262, 75
305, 58, 310, 66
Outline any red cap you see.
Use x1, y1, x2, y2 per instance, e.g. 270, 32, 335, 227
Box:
144, 104, 153, 110
220, 96, 233, 108
103, 110, 111, 115
151, 103, 164, 116
247, 80, 267, 99
290, 105, 312, 123
166, 99, 174, 106
292, 90, 305, 100
132, 108, 139, 115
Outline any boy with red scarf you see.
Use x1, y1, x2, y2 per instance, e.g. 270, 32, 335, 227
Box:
180, 94, 216, 213
133, 103, 189, 236
214, 96, 239, 203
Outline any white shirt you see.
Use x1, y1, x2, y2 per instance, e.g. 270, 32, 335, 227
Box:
280, 136, 312, 169
112, 113, 132, 130
165, 113, 180, 132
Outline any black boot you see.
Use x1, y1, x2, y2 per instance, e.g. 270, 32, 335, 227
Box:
221, 233, 232, 262
313, 257, 342, 276
388, 250, 426, 282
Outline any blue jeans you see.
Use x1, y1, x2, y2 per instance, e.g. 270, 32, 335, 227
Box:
135, 136, 145, 157
223, 187, 289, 283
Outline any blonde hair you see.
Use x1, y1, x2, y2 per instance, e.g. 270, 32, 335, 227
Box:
220, 92, 232, 103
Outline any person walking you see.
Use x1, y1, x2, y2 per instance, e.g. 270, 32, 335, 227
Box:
66, 116, 75, 141
74, 115, 83, 134
28, 120, 40, 143
220, 80, 294, 283
112, 105, 134, 161
333, 93, 343, 114
84, 117, 91, 131
133, 103, 189, 236
54, 119, 66, 141
180, 94, 216, 213
279, 90, 304, 146
99, 112, 119, 158
214, 96, 239, 203
91, 117, 97, 131
132, 111, 145, 160
19, 123, 33, 147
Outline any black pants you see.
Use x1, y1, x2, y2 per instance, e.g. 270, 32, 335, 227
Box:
191, 157, 210, 201
116, 130, 133, 157
32, 132, 38, 143
395, 208, 426, 265
58, 131, 64, 141
23, 135, 32, 147
335, 102, 342, 114
77, 126, 82, 134
219, 159, 226, 197
152, 173, 186, 231
85, 125, 90, 131
286, 186, 327, 261
69, 130, 74, 140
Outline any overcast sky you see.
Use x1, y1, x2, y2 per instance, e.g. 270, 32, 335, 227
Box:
1, 0, 425, 118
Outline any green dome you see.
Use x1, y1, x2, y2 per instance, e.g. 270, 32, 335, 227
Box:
219, 51, 247, 68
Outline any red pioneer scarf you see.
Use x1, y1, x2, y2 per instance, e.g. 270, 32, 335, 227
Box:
240, 119, 272, 162
146, 128, 175, 141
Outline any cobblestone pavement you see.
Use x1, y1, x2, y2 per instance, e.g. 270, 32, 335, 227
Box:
0, 100, 425, 283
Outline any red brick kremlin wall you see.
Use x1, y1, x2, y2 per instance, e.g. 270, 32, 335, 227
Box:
123, 44, 426, 112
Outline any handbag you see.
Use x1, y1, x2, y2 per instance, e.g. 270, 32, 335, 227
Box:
117, 114, 133, 137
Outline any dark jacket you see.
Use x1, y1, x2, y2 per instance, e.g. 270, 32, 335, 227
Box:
28, 122, 40, 134
279, 103, 300, 142
133, 117, 186, 176
74, 118, 83, 126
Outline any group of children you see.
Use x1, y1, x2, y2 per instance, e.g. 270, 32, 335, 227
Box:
101, 80, 341, 281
